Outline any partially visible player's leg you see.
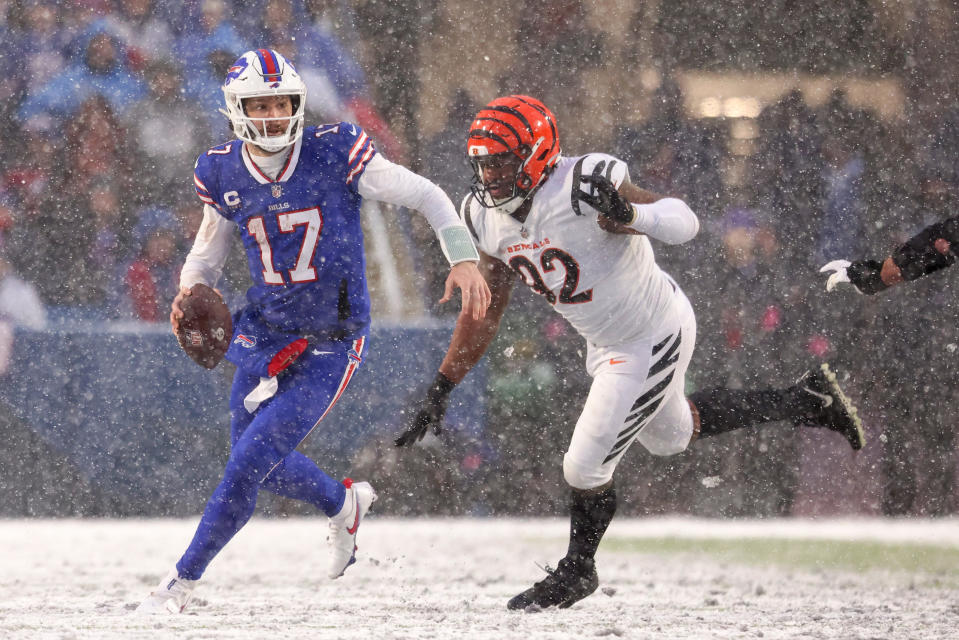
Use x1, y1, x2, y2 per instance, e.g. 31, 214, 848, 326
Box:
689, 364, 864, 450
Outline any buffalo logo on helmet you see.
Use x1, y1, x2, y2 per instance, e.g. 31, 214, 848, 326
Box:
224, 57, 249, 86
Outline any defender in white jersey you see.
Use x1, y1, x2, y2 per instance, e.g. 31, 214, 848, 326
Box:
395, 95, 866, 610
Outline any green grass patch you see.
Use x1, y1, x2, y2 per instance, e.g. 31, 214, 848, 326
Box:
601, 536, 959, 574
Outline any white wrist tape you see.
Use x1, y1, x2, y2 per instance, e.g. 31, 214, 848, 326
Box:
439, 225, 480, 264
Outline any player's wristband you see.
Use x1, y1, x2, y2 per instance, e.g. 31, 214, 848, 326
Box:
439, 225, 480, 265
427, 372, 456, 406
847, 260, 888, 294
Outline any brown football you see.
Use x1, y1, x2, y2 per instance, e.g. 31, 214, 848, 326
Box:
175, 283, 232, 369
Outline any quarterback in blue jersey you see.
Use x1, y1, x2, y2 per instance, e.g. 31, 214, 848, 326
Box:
137, 49, 490, 614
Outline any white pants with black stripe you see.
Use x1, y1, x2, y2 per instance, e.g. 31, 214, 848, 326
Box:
563, 287, 697, 490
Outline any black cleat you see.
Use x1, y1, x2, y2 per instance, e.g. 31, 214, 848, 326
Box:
507, 556, 599, 610
800, 363, 865, 450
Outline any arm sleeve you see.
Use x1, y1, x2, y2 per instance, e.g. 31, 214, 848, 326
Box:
356, 153, 480, 264
627, 198, 700, 245
891, 215, 959, 281
179, 205, 235, 289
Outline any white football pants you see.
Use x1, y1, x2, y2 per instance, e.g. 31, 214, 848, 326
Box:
563, 285, 697, 490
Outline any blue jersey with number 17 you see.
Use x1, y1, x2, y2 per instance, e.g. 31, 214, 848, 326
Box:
193, 122, 376, 340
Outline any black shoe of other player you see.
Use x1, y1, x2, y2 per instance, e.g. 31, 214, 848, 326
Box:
507, 556, 599, 610
799, 363, 865, 450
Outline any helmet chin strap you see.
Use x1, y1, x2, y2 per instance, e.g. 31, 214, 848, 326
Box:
520, 137, 545, 178
491, 185, 538, 216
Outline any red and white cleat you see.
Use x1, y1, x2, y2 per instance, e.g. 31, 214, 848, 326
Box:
327, 479, 377, 579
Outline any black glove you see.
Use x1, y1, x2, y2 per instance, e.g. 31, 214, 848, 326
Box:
579, 173, 634, 224
394, 372, 456, 447
847, 259, 889, 295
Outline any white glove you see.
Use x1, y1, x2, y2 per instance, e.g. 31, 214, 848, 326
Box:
820, 259, 853, 292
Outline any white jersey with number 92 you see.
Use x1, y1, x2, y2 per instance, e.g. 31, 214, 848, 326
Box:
461, 153, 681, 348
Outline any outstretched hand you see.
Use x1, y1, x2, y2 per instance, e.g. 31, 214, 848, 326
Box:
820, 259, 888, 295
394, 401, 446, 447
579, 173, 634, 225
820, 260, 854, 292
440, 261, 491, 320
395, 374, 455, 447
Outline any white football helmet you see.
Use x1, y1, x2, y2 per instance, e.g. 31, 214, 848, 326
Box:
220, 49, 307, 153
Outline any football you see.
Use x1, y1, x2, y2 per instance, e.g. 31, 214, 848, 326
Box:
175, 283, 232, 369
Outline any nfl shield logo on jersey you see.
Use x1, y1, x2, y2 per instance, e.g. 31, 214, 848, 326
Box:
271, 184, 283, 198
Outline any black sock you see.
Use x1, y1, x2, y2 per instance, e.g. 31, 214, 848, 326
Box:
567, 484, 617, 563
690, 386, 821, 439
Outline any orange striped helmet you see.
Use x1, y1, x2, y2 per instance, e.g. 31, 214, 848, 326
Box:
467, 95, 561, 214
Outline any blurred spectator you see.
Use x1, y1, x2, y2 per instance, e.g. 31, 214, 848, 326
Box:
355, 0, 436, 164
100, 0, 174, 71
247, 0, 404, 161
24, 178, 127, 309
62, 94, 134, 197
22, 2, 70, 89
0, 1, 25, 139
171, 197, 204, 250
0, 255, 46, 331
0, 198, 46, 330
125, 207, 180, 322
614, 77, 724, 282
415, 88, 476, 314
422, 88, 475, 205
709, 206, 794, 387
18, 25, 147, 131
181, 47, 245, 141
647, 78, 725, 212
173, 0, 246, 66
509, 1, 603, 114
817, 137, 866, 265
0, 250, 47, 376
303, 0, 363, 44
60, 0, 113, 31
85, 181, 129, 311
815, 90, 869, 265
2, 131, 57, 213
123, 59, 210, 206
751, 89, 824, 271
0, 199, 45, 376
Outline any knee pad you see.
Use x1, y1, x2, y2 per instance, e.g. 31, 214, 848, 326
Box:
638, 434, 689, 457
563, 453, 613, 490
637, 393, 694, 456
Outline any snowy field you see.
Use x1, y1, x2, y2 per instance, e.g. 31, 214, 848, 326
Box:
3, 516, 959, 640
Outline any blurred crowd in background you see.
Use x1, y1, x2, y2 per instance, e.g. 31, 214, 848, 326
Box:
0, 0, 957, 519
